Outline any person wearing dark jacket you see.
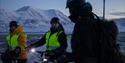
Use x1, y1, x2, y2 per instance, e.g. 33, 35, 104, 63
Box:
66, 0, 99, 63
29, 17, 67, 62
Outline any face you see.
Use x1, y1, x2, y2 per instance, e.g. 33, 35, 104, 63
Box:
68, 8, 80, 23
69, 7, 79, 16
10, 26, 17, 32
51, 23, 59, 29
69, 8, 75, 16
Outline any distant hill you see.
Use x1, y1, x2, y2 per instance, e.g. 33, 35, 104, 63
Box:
113, 18, 125, 32
0, 6, 74, 34
0, 6, 124, 34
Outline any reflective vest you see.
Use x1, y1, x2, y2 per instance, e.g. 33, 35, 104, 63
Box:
45, 31, 63, 50
6, 32, 26, 49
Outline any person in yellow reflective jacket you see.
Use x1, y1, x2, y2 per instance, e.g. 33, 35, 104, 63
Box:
29, 17, 67, 62
1, 21, 27, 63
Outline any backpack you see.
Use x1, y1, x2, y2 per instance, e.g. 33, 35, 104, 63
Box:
93, 14, 124, 63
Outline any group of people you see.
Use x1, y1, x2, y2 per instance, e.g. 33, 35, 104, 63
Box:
1, 17, 68, 63
1, 0, 124, 63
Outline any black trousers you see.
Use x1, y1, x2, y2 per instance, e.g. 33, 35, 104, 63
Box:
1, 51, 27, 63
17, 59, 27, 63
75, 57, 98, 63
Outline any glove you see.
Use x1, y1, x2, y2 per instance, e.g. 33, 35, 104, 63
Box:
45, 50, 56, 56
13, 47, 21, 56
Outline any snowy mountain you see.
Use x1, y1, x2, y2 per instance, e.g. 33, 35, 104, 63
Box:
0, 6, 125, 34
0, 6, 74, 34
0, 9, 19, 32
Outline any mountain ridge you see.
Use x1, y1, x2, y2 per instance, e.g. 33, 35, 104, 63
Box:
0, 6, 124, 33
0, 6, 74, 34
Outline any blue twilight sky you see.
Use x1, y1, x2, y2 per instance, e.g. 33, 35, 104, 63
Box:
0, 0, 125, 19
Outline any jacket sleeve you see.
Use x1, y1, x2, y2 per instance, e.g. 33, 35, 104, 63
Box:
18, 33, 27, 59
55, 32, 67, 52
30, 35, 46, 48
18, 33, 27, 50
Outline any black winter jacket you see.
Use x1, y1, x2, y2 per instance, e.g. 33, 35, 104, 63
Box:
71, 18, 99, 59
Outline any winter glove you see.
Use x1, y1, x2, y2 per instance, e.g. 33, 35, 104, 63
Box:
45, 50, 56, 56
13, 46, 21, 57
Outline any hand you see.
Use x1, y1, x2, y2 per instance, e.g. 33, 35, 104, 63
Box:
14, 47, 21, 54
26, 43, 35, 51
26, 46, 32, 52
13, 47, 21, 57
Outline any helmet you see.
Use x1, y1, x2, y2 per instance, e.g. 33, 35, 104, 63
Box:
9, 21, 18, 27
50, 17, 60, 24
66, 0, 85, 8
66, 0, 92, 16
80, 2, 92, 12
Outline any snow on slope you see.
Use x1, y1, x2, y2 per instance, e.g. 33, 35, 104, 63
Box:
0, 6, 74, 34
0, 6, 124, 34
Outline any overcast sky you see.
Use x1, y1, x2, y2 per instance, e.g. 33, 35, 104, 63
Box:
0, 0, 125, 19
